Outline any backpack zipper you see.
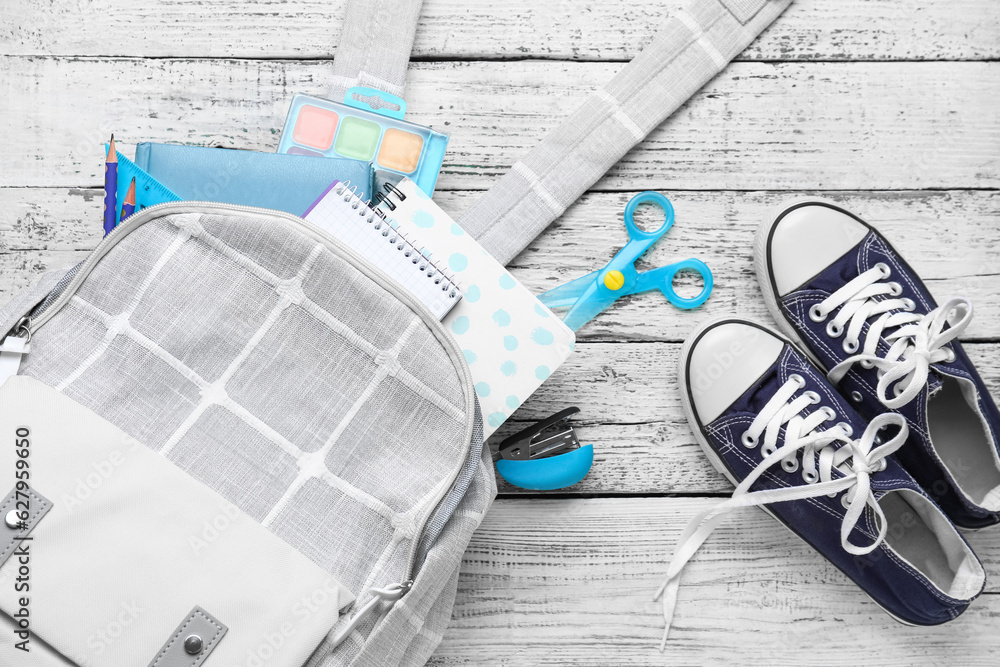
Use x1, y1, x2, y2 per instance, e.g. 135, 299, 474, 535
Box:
10, 200, 481, 635
0, 317, 32, 386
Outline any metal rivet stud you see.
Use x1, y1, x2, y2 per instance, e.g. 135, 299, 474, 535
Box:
184, 635, 203, 655
4, 511, 21, 530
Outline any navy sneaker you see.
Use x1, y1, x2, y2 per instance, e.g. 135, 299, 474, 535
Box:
755, 199, 1000, 528
657, 317, 985, 648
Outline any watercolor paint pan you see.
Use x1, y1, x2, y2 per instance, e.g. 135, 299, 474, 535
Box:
278, 92, 449, 196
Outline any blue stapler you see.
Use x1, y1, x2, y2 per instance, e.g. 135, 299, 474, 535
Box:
491, 407, 594, 491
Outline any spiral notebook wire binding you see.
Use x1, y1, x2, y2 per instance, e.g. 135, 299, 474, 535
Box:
332, 181, 458, 300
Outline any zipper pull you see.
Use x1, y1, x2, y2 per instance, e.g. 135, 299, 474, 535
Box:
328, 580, 413, 649
0, 317, 31, 385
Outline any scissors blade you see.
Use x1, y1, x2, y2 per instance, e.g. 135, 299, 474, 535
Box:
537, 271, 600, 309
560, 283, 619, 331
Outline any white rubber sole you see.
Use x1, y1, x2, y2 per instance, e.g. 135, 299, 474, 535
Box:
677, 315, 918, 628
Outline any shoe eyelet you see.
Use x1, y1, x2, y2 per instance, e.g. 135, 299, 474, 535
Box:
788, 373, 806, 388
804, 390, 821, 404
888, 281, 903, 297
942, 347, 956, 363
878, 459, 888, 472
782, 458, 799, 474
802, 470, 818, 484
761, 444, 776, 458
826, 321, 844, 338
850, 390, 863, 403
875, 262, 891, 279
893, 383, 905, 397
809, 304, 827, 323
741, 431, 758, 448
843, 338, 859, 353
902, 298, 916, 312
860, 359, 874, 369
874, 434, 884, 445
841, 493, 852, 509
837, 421, 853, 437
820, 406, 837, 421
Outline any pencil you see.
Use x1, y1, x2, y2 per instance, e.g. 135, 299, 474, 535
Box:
103, 135, 118, 236
119, 177, 136, 225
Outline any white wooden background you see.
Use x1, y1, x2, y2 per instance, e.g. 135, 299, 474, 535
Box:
2, 0, 1000, 664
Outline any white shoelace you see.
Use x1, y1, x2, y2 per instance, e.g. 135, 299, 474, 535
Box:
655, 375, 908, 649
807, 262, 972, 409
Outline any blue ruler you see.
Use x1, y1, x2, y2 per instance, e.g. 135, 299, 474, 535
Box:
104, 145, 181, 225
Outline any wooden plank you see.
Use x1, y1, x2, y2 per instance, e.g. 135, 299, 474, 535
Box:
430, 498, 1000, 665
7, 1, 1000, 661
3, 0, 997, 62
0, 189, 104, 253
498, 190, 1000, 342
4, 189, 998, 339
1, 59, 998, 191
512, 343, 1000, 425
2, 189, 999, 495
0, 250, 87, 307
491, 342, 1000, 494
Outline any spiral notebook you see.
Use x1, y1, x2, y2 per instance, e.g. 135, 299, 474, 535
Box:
303, 181, 461, 319
375, 177, 576, 437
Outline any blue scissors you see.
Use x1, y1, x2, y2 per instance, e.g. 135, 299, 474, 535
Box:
538, 192, 713, 331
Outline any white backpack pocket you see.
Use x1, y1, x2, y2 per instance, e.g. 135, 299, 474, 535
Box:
0, 375, 353, 667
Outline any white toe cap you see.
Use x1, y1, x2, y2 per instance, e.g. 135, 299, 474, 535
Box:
685, 321, 786, 424
766, 202, 870, 297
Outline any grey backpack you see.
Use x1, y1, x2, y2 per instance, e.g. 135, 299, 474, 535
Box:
0, 203, 491, 666
0, 0, 788, 664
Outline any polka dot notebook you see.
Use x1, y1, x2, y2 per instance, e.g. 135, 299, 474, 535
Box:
377, 178, 576, 437
303, 181, 462, 320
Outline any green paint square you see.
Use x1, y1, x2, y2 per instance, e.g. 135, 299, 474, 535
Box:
334, 116, 382, 160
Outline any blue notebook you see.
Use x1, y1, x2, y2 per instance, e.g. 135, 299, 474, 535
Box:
134, 143, 374, 216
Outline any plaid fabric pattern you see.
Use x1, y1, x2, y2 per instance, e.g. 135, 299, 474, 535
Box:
5, 207, 488, 666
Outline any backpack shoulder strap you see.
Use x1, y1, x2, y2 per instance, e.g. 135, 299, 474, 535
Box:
328, 0, 425, 102
460, 0, 793, 264
327, 0, 792, 264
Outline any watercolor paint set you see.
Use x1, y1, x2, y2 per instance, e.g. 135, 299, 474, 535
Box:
277, 90, 449, 195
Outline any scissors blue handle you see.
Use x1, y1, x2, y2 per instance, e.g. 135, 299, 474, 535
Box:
539, 192, 713, 331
